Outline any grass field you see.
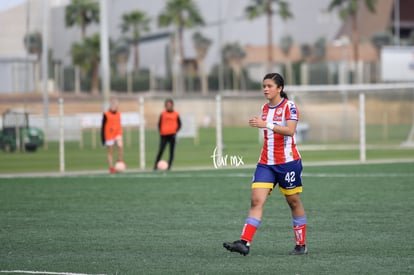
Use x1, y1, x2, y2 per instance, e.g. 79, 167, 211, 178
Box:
1, 162, 413, 274
0, 126, 413, 174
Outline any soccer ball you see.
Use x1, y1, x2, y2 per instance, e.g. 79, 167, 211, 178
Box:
115, 161, 126, 172
157, 160, 169, 171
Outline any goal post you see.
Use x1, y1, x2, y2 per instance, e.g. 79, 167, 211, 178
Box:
139, 96, 145, 170
359, 93, 366, 162
401, 111, 414, 147
176, 114, 199, 145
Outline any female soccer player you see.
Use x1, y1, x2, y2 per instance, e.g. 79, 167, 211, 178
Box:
101, 98, 124, 174
153, 98, 181, 171
223, 73, 307, 256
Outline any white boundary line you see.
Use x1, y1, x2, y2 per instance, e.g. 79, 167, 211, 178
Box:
0, 158, 413, 179
73, 171, 414, 179
0, 271, 107, 275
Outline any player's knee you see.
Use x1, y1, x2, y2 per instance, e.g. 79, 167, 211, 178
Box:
250, 196, 265, 209
285, 195, 301, 210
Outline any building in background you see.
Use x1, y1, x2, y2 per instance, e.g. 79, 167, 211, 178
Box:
0, 0, 413, 94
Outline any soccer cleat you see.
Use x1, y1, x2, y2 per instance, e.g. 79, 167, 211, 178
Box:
109, 167, 116, 174
289, 245, 308, 255
223, 240, 250, 256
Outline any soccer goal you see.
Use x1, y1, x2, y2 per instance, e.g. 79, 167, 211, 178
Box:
215, 83, 414, 163
402, 112, 414, 147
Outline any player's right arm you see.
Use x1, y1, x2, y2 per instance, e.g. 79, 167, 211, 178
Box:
101, 113, 107, 145
157, 114, 162, 132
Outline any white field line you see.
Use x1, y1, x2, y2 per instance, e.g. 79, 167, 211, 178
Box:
86, 172, 414, 179
0, 158, 413, 179
303, 173, 414, 178
0, 271, 107, 275
1, 170, 414, 180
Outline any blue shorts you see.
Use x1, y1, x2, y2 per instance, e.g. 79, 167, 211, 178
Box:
252, 159, 303, 195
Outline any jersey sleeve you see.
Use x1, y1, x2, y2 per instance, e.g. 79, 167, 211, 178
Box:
285, 101, 299, 121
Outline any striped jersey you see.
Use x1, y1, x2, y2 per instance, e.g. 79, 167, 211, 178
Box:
258, 98, 301, 165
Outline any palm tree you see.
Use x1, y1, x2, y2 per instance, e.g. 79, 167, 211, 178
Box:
279, 34, 294, 85
313, 37, 327, 61
328, 0, 376, 64
65, 0, 99, 39
222, 42, 246, 91
245, 0, 292, 72
120, 10, 151, 72
24, 31, 43, 87
71, 34, 101, 94
192, 32, 212, 96
112, 37, 131, 76
158, 0, 204, 66
23, 31, 42, 60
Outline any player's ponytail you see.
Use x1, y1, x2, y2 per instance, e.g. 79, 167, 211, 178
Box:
263, 73, 288, 99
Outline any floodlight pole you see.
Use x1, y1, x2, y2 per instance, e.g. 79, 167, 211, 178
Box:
100, 0, 111, 110
394, 0, 400, 47
139, 96, 146, 170
215, 1, 224, 162
24, 0, 31, 107
216, 94, 223, 161
59, 98, 65, 173
42, 0, 49, 149
173, 28, 183, 95
218, 1, 224, 92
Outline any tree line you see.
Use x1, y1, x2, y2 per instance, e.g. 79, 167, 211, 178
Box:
24, 0, 411, 94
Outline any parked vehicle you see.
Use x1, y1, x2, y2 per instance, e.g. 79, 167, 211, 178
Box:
0, 109, 44, 152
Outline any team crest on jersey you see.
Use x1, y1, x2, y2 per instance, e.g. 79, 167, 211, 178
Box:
273, 116, 282, 122
276, 108, 283, 115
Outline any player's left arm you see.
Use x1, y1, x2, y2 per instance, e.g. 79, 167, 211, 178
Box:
177, 114, 182, 132
272, 120, 297, 136
118, 112, 123, 135
273, 101, 299, 136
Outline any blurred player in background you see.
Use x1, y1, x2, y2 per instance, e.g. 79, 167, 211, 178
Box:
223, 73, 307, 256
153, 98, 181, 171
101, 98, 124, 174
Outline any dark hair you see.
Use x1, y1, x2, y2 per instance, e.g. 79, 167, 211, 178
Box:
165, 98, 174, 105
263, 73, 288, 99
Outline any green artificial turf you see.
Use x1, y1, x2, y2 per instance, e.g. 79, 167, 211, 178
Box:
0, 162, 413, 274
0, 127, 413, 174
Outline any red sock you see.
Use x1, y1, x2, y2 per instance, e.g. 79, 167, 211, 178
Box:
293, 224, 306, 245
241, 223, 258, 243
